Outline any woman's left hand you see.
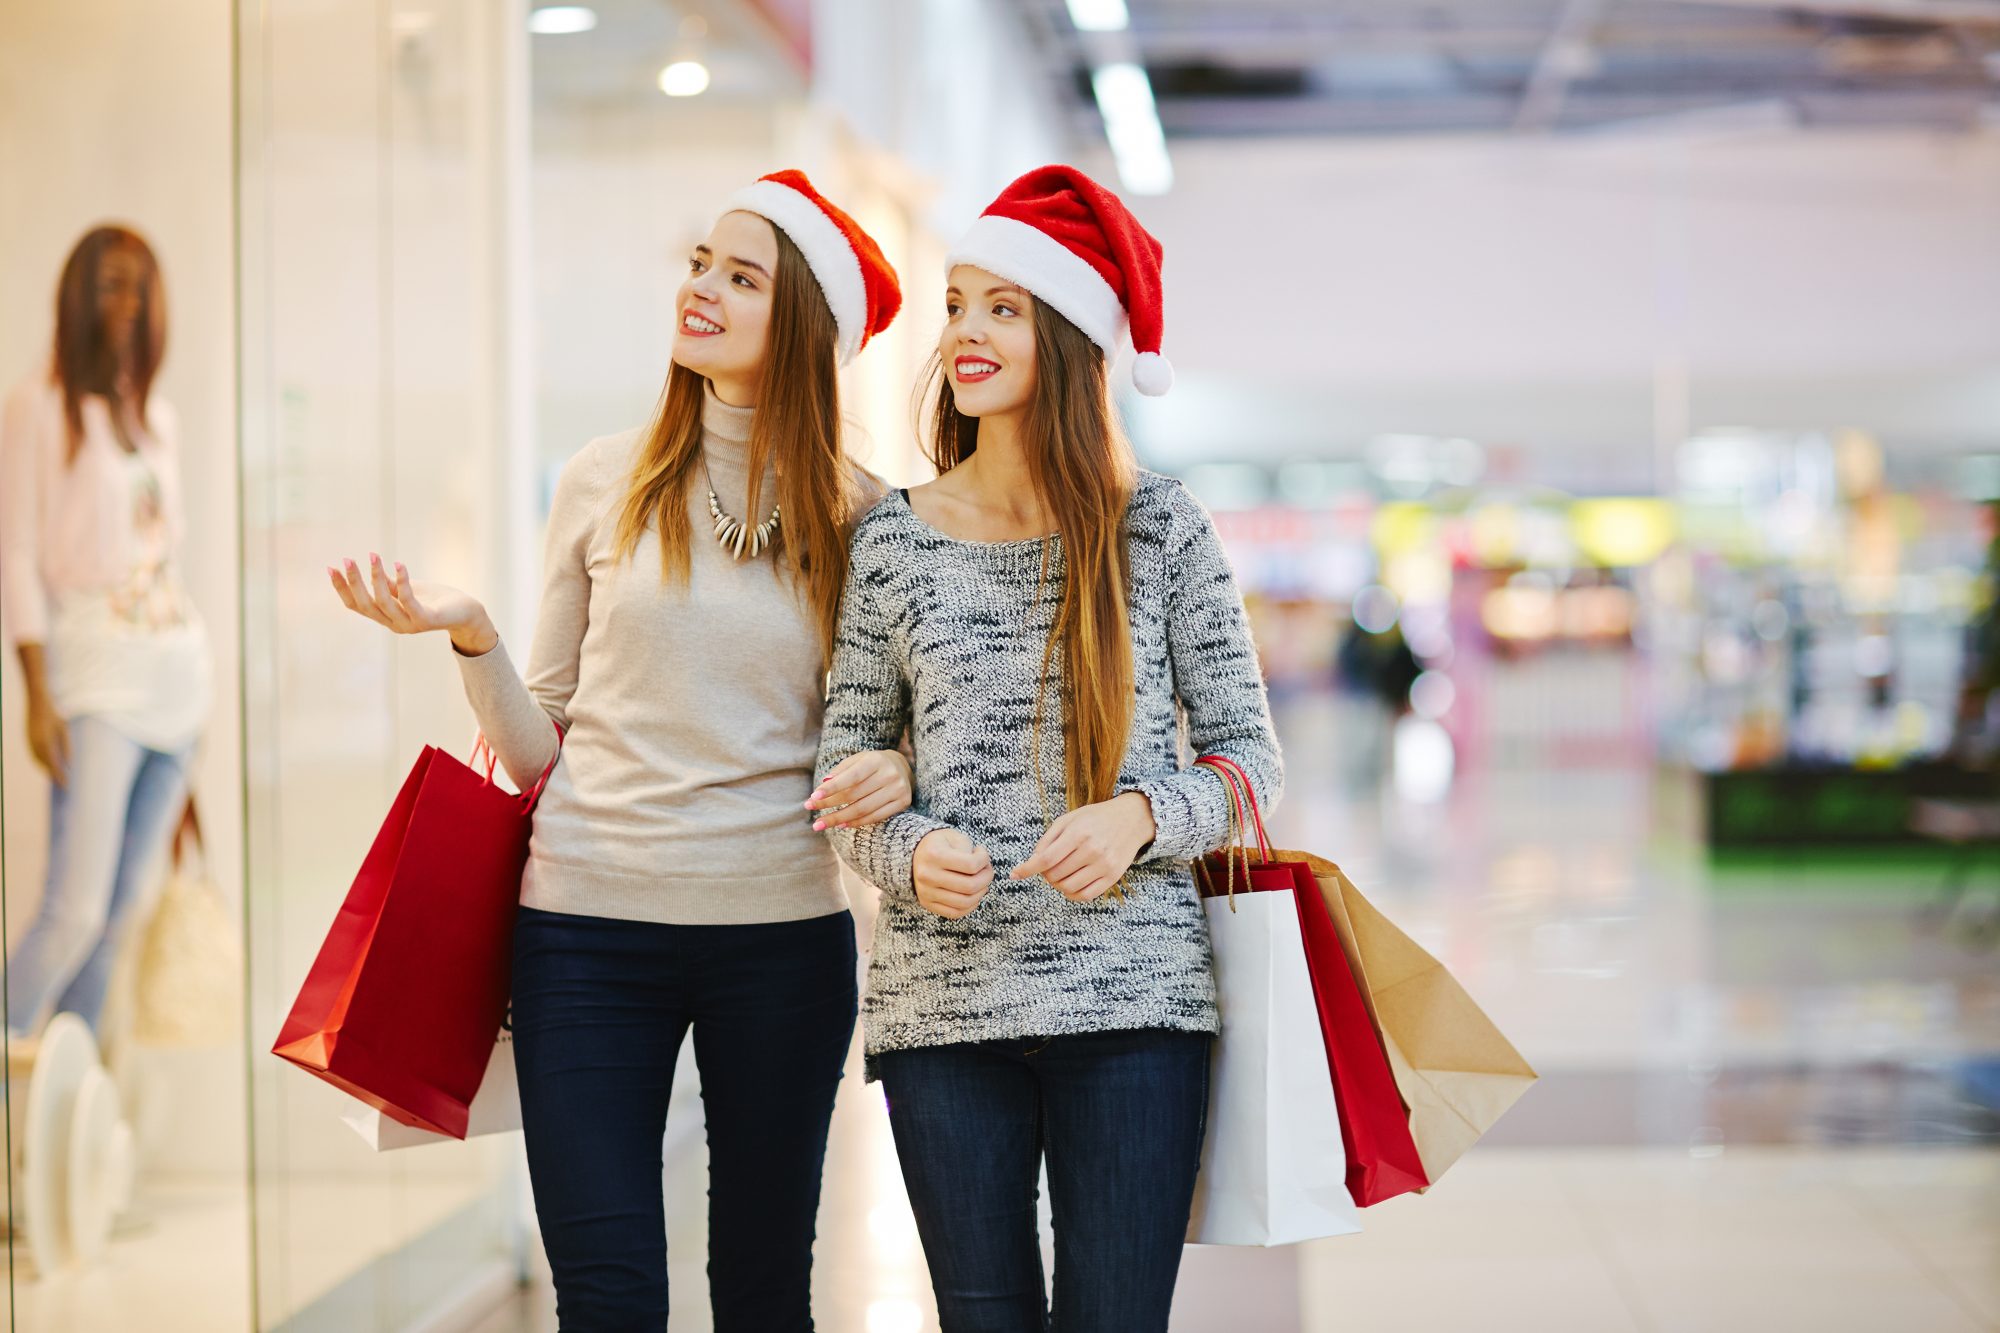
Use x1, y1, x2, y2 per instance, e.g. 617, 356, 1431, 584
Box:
807, 750, 914, 830
1010, 792, 1157, 903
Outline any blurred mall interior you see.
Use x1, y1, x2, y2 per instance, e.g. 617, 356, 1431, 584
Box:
2, 0, 1998, 1329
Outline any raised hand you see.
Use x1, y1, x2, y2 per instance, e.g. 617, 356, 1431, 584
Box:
328, 553, 497, 656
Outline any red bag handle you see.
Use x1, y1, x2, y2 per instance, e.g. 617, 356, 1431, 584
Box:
473, 721, 565, 811
1195, 754, 1270, 862
523, 724, 564, 809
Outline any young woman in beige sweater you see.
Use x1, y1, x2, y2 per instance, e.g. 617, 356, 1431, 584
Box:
330, 172, 907, 1332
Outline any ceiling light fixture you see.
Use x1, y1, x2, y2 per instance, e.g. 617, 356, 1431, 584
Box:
1065, 0, 1130, 32
1091, 62, 1173, 194
528, 6, 597, 35
659, 59, 711, 97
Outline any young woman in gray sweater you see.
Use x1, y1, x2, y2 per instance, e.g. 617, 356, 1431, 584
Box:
330, 172, 908, 1333
811, 166, 1283, 1332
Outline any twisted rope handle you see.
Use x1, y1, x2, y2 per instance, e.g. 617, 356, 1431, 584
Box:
523, 722, 565, 810
1198, 754, 1271, 862
1194, 756, 1258, 912
471, 722, 565, 811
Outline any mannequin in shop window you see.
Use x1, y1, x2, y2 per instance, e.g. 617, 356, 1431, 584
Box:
0, 225, 212, 1042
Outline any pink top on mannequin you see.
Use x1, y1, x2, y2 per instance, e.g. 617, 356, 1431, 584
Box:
0, 374, 188, 643
0, 372, 209, 749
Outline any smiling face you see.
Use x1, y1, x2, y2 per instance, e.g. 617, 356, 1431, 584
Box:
940, 263, 1038, 420
672, 210, 781, 402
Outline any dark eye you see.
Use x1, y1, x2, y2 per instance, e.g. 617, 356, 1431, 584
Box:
945, 301, 963, 317
689, 257, 706, 274
733, 273, 756, 289
994, 303, 1018, 317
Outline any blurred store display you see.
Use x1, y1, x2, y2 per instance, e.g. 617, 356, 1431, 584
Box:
1177, 421, 1996, 849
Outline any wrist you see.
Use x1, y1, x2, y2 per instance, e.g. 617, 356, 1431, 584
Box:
1116, 790, 1157, 848
449, 613, 498, 657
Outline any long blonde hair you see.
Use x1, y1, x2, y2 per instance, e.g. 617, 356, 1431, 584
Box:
919, 303, 1137, 811
612, 224, 861, 659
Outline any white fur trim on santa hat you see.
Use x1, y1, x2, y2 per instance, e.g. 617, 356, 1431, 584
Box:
946, 215, 1128, 359
725, 178, 868, 364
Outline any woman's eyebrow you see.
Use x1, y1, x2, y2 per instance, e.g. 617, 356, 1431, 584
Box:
728, 255, 772, 279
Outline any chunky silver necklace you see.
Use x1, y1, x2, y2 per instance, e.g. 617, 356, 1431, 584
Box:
703, 457, 781, 559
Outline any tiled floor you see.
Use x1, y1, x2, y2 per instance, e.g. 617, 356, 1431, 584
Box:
10, 1175, 488, 1333
468, 1133, 2000, 1331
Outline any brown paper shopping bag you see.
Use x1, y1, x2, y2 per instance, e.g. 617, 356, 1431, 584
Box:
1307, 853, 1537, 1186
1192, 754, 1536, 1188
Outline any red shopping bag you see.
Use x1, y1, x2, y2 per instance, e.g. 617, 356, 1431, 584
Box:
272, 731, 558, 1138
1193, 756, 1429, 1207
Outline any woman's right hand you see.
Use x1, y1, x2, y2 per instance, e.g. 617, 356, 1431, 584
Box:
328, 554, 497, 656
26, 694, 70, 787
911, 828, 993, 920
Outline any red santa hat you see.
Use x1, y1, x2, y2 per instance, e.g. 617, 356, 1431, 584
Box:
724, 169, 902, 365
945, 164, 1173, 396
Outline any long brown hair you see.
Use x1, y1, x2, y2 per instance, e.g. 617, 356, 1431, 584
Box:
52, 225, 167, 464
612, 222, 860, 659
920, 304, 1137, 812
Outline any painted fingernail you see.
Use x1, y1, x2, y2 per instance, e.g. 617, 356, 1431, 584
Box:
812, 820, 826, 831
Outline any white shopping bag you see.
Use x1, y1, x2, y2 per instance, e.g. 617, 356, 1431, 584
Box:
1187, 887, 1365, 1246
342, 1025, 520, 1151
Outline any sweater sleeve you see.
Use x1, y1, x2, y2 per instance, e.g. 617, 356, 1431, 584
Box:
1124, 483, 1284, 864
455, 444, 600, 790
815, 518, 948, 900
0, 381, 52, 646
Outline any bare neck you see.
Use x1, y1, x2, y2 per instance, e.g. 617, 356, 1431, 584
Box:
960, 413, 1045, 526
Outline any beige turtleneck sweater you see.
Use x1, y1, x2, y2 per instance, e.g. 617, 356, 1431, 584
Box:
456, 387, 854, 925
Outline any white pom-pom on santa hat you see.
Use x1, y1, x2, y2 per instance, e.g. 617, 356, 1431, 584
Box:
1132, 351, 1173, 397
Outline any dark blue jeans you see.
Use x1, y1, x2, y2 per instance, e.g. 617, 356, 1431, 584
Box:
511, 905, 858, 1332
876, 1028, 1213, 1333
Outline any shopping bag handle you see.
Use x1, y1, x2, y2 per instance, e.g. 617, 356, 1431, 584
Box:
170, 795, 205, 873
1191, 756, 1258, 911
1194, 754, 1271, 863
472, 721, 566, 811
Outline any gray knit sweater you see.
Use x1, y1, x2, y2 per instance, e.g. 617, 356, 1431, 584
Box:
816, 472, 1283, 1063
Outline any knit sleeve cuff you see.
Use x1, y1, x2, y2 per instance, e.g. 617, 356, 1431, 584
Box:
1123, 766, 1230, 866
834, 809, 952, 902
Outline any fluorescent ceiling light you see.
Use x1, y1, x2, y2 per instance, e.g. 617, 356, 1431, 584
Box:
1091, 62, 1173, 194
658, 60, 711, 97
1065, 0, 1130, 32
528, 6, 597, 35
